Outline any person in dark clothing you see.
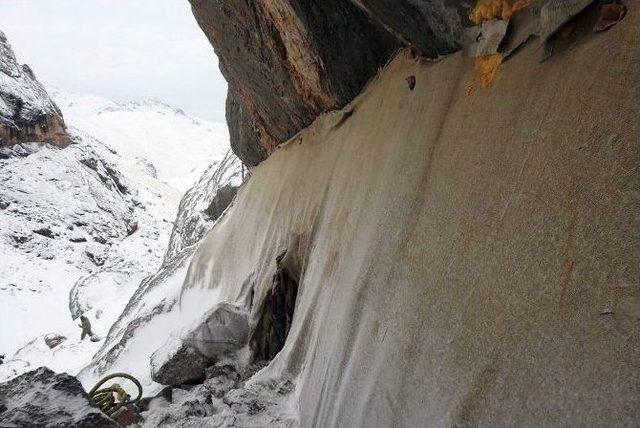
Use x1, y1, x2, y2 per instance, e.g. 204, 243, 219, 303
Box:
79, 315, 93, 340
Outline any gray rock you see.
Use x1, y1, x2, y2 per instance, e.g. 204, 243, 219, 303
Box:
183, 303, 249, 360
0, 367, 117, 427
150, 342, 208, 386
44, 333, 67, 349
149, 304, 248, 387
0, 29, 70, 148
188, 0, 400, 166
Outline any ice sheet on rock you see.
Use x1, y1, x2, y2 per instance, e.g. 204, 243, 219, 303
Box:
464, 19, 510, 58
99, 12, 639, 425
539, 0, 596, 42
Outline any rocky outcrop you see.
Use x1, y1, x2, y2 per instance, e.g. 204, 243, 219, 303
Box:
189, 1, 473, 166
0, 367, 117, 427
164, 149, 242, 261
44, 333, 67, 349
189, 0, 402, 166
0, 30, 70, 148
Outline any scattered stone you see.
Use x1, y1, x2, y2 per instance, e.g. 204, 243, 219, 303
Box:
33, 227, 56, 239
0, 367, 117, 427
85, 249, 106, 266
204, 364, 240, 398
126, 221, 138, 236
0, 200, 9, 209
44, 333, 67, 349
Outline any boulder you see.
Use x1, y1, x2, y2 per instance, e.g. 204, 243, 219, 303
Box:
150, 304, 249, 386
183, 303, 249, 359
150, 340, 208, 386
0, 367, 117, 427
44, 333, 67, 349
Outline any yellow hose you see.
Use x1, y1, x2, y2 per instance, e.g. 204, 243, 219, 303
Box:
88, 373, 143, 418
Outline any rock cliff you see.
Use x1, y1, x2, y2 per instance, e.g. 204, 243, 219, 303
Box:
188, 0, 471, 166
0, 30, 70, 149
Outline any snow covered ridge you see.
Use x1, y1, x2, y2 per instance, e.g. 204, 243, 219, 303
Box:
78, 149, 244, 395
0, 127, 177, 381
50, 88, 232, 193
0, 29, 70, 148
164, 148, 243, 261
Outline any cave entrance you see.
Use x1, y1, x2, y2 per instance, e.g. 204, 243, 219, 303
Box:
251, 252, 299, 361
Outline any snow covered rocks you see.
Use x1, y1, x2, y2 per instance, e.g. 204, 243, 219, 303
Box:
0, 367, 117, 427
151, 341, 208, 386
44, 333, 67, 349
184, 303, 249, 360
151, 303, 249, 386
0, 30, 70, 148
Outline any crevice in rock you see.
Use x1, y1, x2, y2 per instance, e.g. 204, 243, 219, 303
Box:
250, 252, 300, 362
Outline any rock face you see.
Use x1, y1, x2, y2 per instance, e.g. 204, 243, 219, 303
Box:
121, 4, 636, 425
0, 367, 117, 427
350, 0, 468, 56
164, 149, 242, 261
0, 30, 70, 148
189, 1, 472, 166
189, 0, 401, 166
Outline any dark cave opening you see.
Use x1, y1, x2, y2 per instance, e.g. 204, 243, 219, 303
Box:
251, 253, 299, 361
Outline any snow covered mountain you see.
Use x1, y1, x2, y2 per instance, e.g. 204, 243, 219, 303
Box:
0, 129, 177, 380
50, 89, 231, 193
1, 44, 241, 385
0, 30, 69, 148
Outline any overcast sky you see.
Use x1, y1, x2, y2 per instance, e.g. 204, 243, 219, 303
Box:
0, 0, 228, 121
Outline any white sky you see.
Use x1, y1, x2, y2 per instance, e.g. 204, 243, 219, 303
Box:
0, 0, 228, 121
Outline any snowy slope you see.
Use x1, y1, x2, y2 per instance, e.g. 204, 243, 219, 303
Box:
1, 89, 238, 387
0, 131, 177, 381
50, 89, 231, 193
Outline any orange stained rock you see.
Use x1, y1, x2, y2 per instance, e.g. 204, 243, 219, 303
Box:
469, 0, 531, 24
465, 83, 474, 97
474, 53, 503, 88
